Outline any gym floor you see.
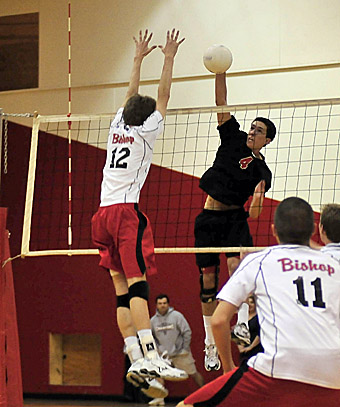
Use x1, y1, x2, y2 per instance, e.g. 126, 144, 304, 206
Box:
24, 397, 180, 407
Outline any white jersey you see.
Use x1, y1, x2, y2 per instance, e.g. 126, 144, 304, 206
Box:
100, 108, 164, 206
321, 243, 340, 262
217, 244, 340, 389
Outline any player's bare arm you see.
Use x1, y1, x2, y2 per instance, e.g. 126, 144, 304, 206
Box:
211, 300, 237, 372
238, 335, 260, 353
249, 179, 265, 218
156, 29, 185, 117
122, 29, 157, 107
215, 72, 231, 125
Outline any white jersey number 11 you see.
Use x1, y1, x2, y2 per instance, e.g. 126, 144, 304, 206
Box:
293, 276, 326, 308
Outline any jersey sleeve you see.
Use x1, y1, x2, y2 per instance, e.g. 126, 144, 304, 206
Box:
139, 110, 164, 142
217, 253, 261, 307
217, 115, 247, 145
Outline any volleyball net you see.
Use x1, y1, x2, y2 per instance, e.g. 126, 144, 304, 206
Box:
16, 98, 340, 257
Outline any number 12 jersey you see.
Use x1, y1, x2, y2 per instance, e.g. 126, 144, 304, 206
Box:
100, 108, 164, 206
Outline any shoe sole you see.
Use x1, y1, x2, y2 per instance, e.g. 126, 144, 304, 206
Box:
126, 371, 169, 398
205, 362, 221, 372
137, 368, 188, 381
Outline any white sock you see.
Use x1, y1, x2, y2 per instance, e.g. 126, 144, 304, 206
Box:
137, 329, 158, 359
203, 315, 215, 346
124, 336, 143, 363
237, 303, 249, 327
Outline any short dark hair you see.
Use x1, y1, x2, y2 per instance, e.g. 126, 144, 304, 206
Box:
123, 94, 156, 126
253, 117, 276, 141
320, 204, 340, 243
274, 197, 314, 245
155, 294, 169, 303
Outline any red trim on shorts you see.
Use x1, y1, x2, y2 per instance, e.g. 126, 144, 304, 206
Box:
184, 365, 340, 407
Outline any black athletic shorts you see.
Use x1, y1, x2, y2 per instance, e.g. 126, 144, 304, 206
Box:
194, 208, 253, 267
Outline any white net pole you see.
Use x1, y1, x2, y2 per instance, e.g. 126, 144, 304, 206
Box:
21, 113, 40, 256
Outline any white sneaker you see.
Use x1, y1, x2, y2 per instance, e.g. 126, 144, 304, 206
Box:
126, 362, 168, 399
149, 398, 165, 406
128, 355, 188, 381
126, 358, 144, 380
231, 323, 251, 345
204, 344, 221, 371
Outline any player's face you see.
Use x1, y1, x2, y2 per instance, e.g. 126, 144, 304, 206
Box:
248, 297, 256, 313
156, 298, 169, 315
247, 121, 270, 152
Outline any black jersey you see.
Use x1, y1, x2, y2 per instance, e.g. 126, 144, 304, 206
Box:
199, 116, 272, 206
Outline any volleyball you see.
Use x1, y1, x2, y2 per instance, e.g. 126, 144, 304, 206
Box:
203, 44, 233, 74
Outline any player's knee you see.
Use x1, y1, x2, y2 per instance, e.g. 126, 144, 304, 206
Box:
200, 288, 217, 303
199, 266, 219, 303
128, 280, 149, 301
227, 257, 240, 276
116, 293, 130, 309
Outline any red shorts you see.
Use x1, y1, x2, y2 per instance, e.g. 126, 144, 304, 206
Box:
184, 365, 340, 407
91, 203, 157, 278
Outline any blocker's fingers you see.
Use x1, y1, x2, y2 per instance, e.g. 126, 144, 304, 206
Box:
146, 31, 153, 43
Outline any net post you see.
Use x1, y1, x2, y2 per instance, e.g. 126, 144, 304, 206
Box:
21, 112, 40, 257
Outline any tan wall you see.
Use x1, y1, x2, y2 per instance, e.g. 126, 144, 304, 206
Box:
1, 0, 340, 115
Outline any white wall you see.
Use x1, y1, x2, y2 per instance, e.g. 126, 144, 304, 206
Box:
1, 0, 340, 115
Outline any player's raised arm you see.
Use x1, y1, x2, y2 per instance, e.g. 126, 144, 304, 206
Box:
156, 29, 185, 118
215, 73, 231, 125
122, 29, 157, 107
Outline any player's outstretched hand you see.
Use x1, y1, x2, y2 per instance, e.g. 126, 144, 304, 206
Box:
159, 29, 185, 58
133, 29, 157, 59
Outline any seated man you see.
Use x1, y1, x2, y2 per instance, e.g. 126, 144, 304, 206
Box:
148, 294, 205, 406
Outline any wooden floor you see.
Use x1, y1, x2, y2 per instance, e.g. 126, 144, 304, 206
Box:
24, 398, 180, 407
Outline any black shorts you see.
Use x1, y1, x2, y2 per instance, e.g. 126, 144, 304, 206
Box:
194, 208, 253, 267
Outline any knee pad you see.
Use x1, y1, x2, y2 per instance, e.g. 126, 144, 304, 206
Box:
128, 281, 149, 301
116, 293, 130, 309
199, 266, 219, 303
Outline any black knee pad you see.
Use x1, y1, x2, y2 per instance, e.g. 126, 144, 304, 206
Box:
199, 265, 220, 303
116, 293, 130, 309
128, 281, 149, 301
